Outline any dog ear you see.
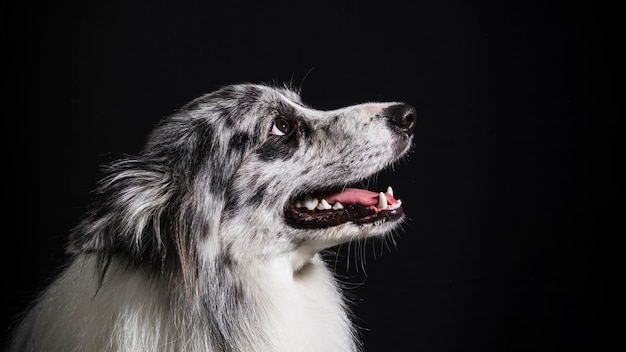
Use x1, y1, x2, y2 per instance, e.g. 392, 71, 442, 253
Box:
65, 87, 257, 280
65, 156, 230, 289
67, 159, 175, 262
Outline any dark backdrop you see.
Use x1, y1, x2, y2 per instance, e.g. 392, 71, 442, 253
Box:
2, 1, 618, 351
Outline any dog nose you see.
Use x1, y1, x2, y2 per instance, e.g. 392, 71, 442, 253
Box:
385, 104, 416, 136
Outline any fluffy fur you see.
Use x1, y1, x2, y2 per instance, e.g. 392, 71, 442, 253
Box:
7, 83, 415, 352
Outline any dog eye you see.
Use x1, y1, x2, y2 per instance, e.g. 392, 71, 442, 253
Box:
271, 117, 293, 136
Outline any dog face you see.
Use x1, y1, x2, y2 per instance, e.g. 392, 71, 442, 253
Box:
221, 86, 416, 259
69, 83, 415, 272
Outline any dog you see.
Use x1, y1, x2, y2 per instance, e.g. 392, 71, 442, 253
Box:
7, 83, 416, 351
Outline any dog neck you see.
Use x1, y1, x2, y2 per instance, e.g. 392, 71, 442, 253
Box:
289, 244, 321, 274
242, 251, 357, 351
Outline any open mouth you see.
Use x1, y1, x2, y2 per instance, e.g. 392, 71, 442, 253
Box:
284, 186, 403, 228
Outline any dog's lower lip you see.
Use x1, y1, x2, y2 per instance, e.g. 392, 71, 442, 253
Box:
284, 203, 404, 228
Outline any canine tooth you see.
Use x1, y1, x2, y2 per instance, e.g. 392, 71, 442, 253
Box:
377, 192, 388, 210
387, 186, 394, 196
332, 202, 344, 210
317, 199, 332, 210
303, 195, 319, 210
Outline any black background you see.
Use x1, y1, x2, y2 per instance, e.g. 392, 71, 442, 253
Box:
2, 1, 619, 351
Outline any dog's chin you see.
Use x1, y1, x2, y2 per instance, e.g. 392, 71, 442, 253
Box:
284, 186, 404, 229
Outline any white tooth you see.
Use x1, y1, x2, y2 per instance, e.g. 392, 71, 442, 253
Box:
317, 199, 331, 210
377, 192, 388, 210
295, 199, 303, 208
390, 199, 402, 210
332, 202, 344, 210
387, 186, 394, 196
303, 195, 319, 210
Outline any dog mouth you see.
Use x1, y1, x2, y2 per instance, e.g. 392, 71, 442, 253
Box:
284, 186, 403, 228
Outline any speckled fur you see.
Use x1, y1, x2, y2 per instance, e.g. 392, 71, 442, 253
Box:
7, 83, 413, 352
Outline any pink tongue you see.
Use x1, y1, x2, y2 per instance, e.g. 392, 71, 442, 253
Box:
323, 188, 398, 206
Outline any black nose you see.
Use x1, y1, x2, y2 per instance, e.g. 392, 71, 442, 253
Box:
385, 104, 416, 136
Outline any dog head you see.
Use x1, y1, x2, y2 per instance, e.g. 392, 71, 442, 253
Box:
69, 83, 415, 275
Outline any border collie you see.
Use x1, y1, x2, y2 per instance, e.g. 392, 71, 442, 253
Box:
7, 83, 415, 351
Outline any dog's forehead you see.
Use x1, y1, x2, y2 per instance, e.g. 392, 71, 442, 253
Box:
252, 84, 298, 103
271, 86, 301, 103
255, 86, 324, 119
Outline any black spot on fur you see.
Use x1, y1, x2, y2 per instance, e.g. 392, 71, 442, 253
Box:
229, 131, 251, 155
300, 122, 312, 140
238, 85, 263, 106
222, 188, 243, 218
249, 182, 268, 206
222, 110, 235, 128
182, 122, 231, 190
220, 243, 236, 268
214, 86, 263, 126
289, 236, 307, 248
210, 259, 246, 311
189, 123, 215, 168
256, 138, 296, 162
